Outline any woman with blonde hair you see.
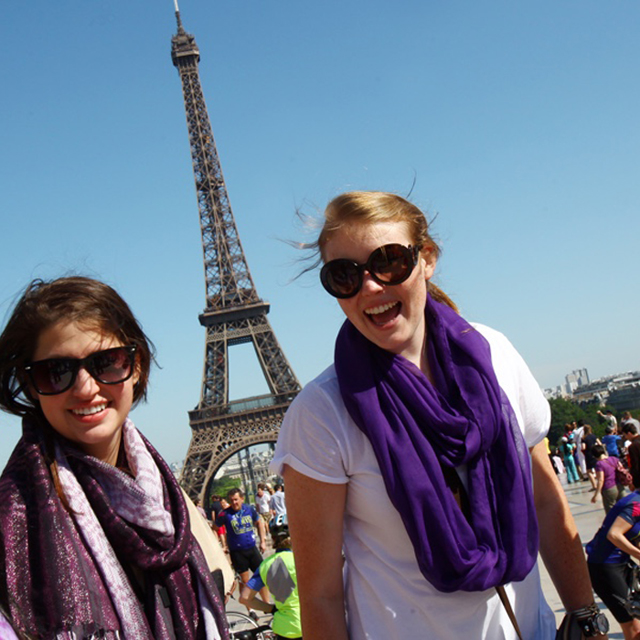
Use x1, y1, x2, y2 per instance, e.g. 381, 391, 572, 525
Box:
272, 192, 608, 639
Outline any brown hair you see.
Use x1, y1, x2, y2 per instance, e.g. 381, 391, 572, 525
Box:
308, 191, 457, 311
273, 535, 292, 551
0, 276, 155, 419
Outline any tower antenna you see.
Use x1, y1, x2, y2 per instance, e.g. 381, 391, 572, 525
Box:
173, 0, 183, 31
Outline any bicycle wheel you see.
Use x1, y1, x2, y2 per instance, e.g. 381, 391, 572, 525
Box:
226, 611, 267, 640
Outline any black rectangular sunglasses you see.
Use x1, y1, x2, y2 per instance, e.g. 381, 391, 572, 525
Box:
24, 345, 137, 396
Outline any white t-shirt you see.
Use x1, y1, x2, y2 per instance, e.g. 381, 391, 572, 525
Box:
256, 492, 271, 515
573, 425, 586, 469
271, 324, 556, 640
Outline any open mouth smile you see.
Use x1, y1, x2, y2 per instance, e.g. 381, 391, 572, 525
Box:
364, 301, 400, 326
71, 403, 108, 416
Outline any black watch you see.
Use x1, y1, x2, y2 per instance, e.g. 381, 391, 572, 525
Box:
577, 611, 610, 637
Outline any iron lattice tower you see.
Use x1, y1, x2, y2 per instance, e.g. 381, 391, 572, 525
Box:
171, 6, 301, 500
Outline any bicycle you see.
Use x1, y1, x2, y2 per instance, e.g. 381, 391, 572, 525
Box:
226, 610, 275, 640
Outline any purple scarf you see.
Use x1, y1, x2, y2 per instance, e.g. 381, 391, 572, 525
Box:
0, 417, 229, 639
335, 296, 539, 592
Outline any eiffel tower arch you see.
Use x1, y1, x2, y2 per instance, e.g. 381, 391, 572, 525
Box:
171, 5, 301, 501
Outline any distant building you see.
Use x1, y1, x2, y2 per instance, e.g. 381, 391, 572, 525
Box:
216, 446, 276, 497
607, 372, 640, 412
544, 385, 569, 400
564, 369, 590, 395
572, 378, 612, 404
544, 368, 640, 411
544, 368, 591, 400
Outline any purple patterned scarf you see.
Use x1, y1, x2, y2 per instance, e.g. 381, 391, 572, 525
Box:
335, 296, 539, 592
0, 417, 229, 639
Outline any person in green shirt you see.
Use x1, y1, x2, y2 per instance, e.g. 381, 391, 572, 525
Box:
239, 515, 301, 639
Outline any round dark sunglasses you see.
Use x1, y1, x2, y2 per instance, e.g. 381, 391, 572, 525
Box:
24, 345, 137, 396
320, 243, 422, 299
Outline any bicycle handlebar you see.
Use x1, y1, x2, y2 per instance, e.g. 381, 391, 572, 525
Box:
230, 624, 272, 639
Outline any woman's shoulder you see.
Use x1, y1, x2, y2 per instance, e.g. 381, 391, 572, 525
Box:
471, 323, 518, 357
471, 322, 534, 380
0, 438, 31, 498
470, 322, 549, 447
287, 364, 342, 412
303, 363, 339, 390
272, 364, 353, 483
281, 363, 352, 436
471, 322, 542, 391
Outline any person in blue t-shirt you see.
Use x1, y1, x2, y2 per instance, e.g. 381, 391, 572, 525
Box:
602, 425, 623, 458
587, 490, 640, 639
215, 487, 269, 609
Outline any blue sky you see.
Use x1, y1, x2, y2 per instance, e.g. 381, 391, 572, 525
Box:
1, 0, 638, 469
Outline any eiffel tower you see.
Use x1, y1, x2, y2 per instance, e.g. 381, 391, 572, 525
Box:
171, 3, 301, 501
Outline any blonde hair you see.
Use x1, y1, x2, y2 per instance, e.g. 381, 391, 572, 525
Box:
314, 191, 457, 312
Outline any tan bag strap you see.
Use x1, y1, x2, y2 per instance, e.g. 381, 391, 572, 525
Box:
440, 465, 523, 640
495, 584, 524, 640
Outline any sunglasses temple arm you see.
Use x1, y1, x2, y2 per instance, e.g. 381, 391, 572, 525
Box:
10, 381, 29, 401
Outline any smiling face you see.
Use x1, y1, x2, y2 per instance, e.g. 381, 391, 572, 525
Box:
31, 320, 138, 464
228, 492, 244, 511
323, 220, 436, 368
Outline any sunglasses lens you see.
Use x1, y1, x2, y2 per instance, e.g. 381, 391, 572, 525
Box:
322, 260, 361, 298
89, 347, 133, 384
370, 245, 411, 284
30, 360, 75, 394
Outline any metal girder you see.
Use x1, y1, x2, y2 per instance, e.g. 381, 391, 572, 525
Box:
180, 398, 291, 498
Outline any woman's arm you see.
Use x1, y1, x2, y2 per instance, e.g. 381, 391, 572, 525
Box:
531, 442, 604, 617
283, 465, 348, 640
591, 469, 604, 504
606, 517, 640, 561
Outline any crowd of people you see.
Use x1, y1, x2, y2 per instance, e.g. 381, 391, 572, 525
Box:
550, 416, 640, 515
548, 411, 640, 640
0, 192, 638, 639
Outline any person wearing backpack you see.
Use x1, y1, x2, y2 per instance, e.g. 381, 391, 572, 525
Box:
591, 444, 630, 513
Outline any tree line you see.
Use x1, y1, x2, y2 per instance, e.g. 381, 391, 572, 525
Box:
548, 397, 616, 448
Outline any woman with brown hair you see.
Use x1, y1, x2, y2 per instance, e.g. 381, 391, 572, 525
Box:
591, 443, 630, 513
0, 276, 229, 639
272, 192, 607, 639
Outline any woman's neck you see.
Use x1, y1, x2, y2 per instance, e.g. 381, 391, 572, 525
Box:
418, 331, 434, 384
419, 348, 434, 384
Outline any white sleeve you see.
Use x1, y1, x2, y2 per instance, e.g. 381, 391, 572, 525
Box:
474, 324, 551, 449
271, 369, 350, 485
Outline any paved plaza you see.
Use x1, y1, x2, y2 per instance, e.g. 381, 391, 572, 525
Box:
540, 478, 624, 638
